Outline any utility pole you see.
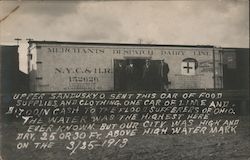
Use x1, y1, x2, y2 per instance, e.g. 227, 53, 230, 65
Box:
26, 38, 33, 42
138, 39, 143, 44
26, 38, 33, 92
14, 38, 22, 45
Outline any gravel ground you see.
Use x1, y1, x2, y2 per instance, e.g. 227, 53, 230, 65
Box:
0, 116, 249, 160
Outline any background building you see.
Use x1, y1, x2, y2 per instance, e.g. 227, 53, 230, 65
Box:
0, 45, 28, 94
223, 48, 249, 90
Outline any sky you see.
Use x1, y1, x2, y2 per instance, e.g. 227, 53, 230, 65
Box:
0, 0, 249, 72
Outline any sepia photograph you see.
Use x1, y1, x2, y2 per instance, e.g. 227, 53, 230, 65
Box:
0, 0, 249, 160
